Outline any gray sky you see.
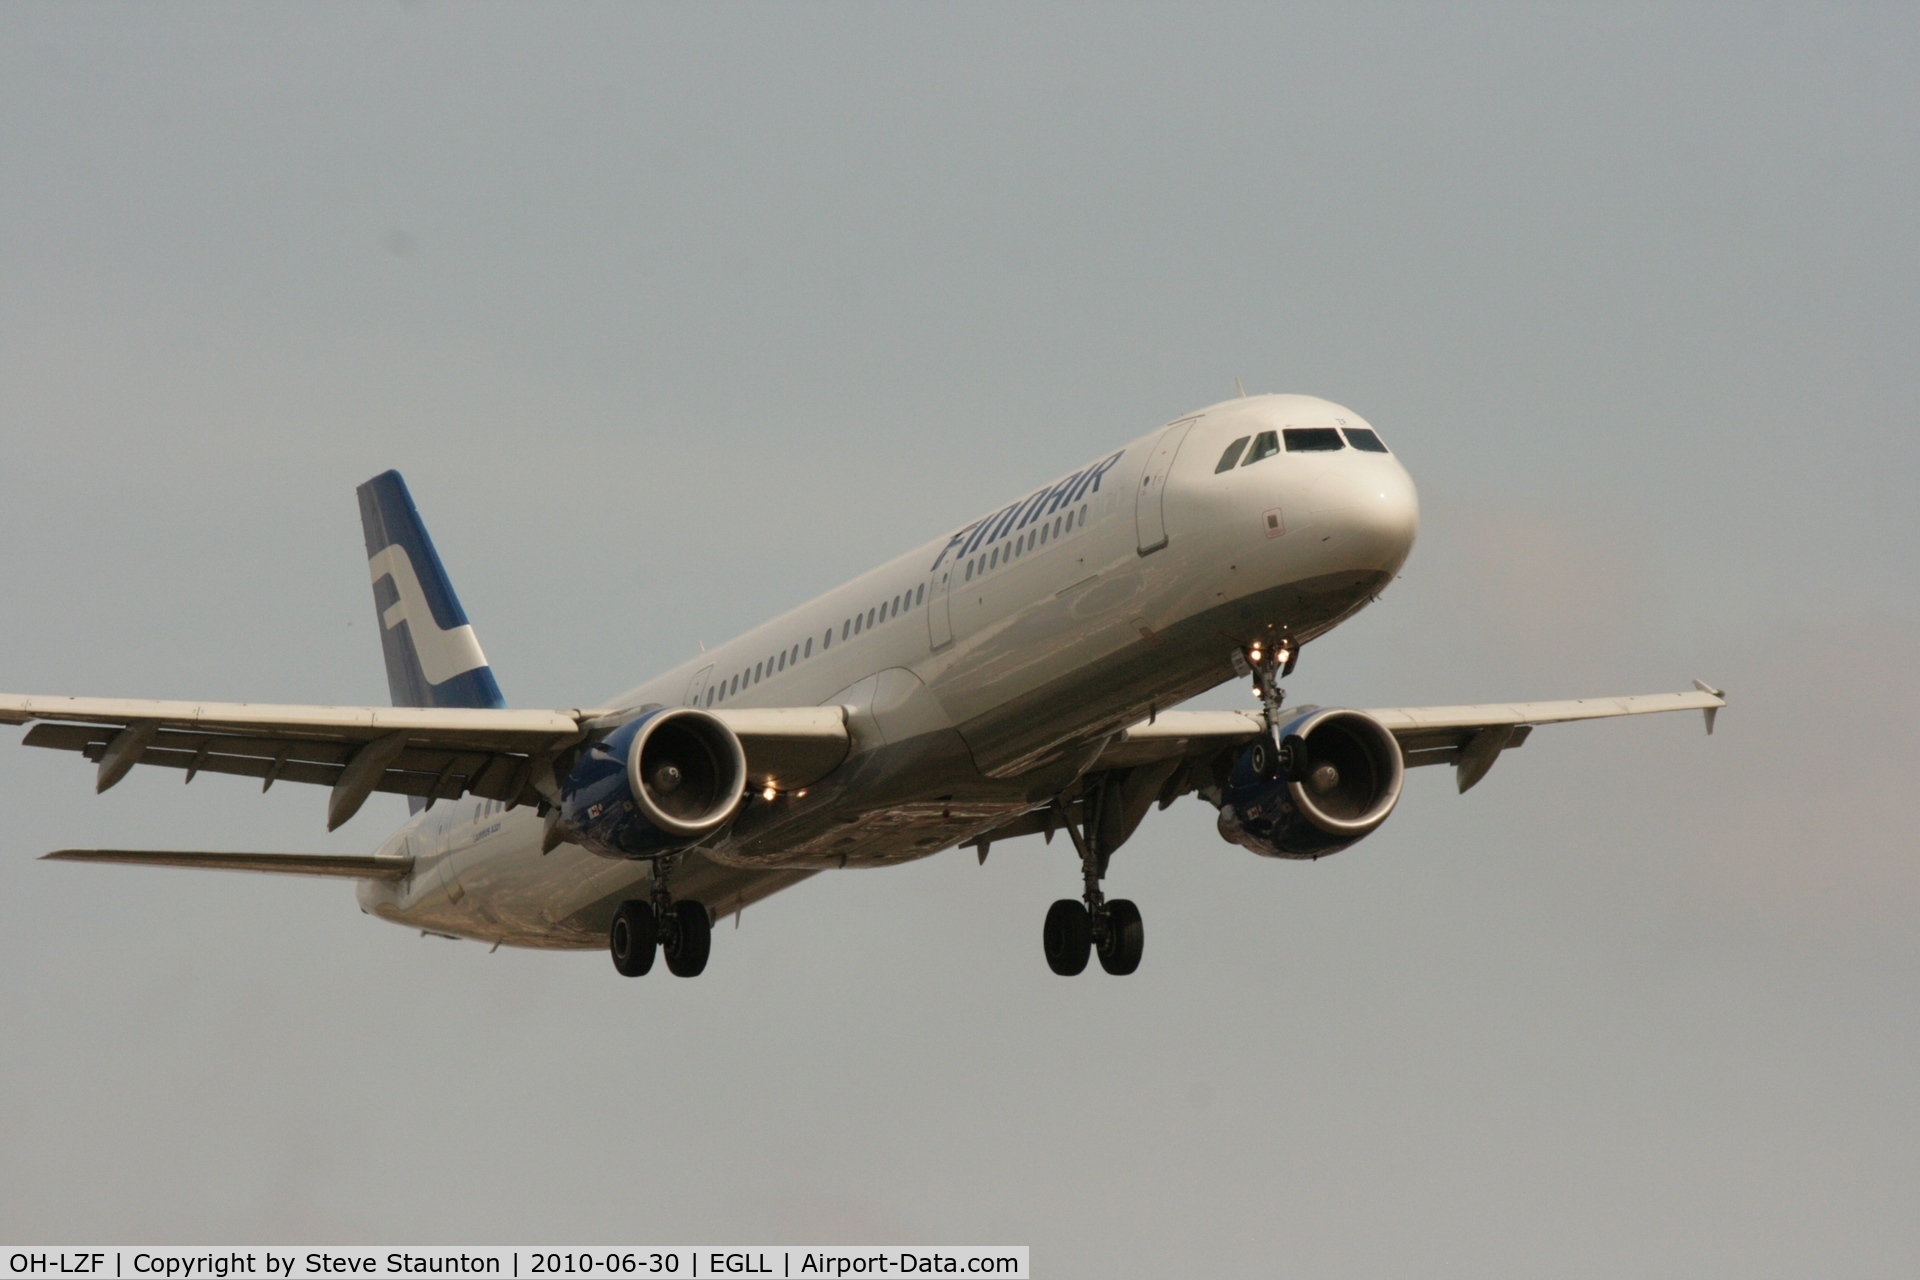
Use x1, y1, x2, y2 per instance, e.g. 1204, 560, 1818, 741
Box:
2, 4, 1917, 1274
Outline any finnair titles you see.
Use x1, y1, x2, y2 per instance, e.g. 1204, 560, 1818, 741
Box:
5, 393, 1723, 978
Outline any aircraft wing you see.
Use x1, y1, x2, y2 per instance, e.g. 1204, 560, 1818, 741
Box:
0, 694, 849, 829
1094, 683, 1725, 794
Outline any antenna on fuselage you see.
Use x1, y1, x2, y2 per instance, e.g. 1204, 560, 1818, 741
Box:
1234, 377, 1247, 398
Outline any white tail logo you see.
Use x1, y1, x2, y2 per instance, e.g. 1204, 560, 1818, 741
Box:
368, 544, 489, 686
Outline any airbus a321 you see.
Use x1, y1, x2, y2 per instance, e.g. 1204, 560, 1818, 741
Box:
5, 394, 1723, 977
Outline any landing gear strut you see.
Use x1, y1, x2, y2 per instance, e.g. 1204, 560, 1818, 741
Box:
1044, 782, 1144, 976
1246, 636, 1294, 738
609, 854, 710, 978
1246, 635, 1315, 781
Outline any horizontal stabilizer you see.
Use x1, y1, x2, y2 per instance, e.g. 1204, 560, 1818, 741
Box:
42, 848, 412, 879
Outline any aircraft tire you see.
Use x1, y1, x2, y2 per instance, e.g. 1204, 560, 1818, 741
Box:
1044, 899, 1092, 976
610, 900, 656, 977
1097, 899, 1144, 975
665, 900, 712, 977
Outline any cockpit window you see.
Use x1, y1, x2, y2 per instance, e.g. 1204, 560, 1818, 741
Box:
1241, 431, 1280, 466
1342, 427, 1389, 453
1215, 437, 1250, 472
1283, 428, 1344, 452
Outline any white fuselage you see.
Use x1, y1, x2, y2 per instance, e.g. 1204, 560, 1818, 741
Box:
358, 394, 1419, 948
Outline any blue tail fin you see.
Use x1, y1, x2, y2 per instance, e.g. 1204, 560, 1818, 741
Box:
356, 471, 506, 713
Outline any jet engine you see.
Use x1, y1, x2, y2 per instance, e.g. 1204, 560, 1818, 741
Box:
1215, 707, 1404, 859
560, 708, 747, 858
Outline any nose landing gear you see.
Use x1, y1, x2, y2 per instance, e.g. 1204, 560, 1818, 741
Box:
609, 854, 711, 978
1244, 636, 1295, 736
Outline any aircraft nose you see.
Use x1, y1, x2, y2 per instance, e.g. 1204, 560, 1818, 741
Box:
1308, 458, 1419, 568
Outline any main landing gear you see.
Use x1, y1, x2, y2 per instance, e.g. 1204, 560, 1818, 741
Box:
609, 855, 711, 978
1043, 783, 1145, 977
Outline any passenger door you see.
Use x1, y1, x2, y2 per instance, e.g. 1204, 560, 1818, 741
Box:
927, 566, 954, 651
1135, 418, 1199, 555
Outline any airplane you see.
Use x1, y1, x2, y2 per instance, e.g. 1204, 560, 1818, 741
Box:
4, 394, 1724, 978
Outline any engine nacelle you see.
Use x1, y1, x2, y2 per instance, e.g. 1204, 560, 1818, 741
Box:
1216, 707, 1405, 859
560, 708, 747, 859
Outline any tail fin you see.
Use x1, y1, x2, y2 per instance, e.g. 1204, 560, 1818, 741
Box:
356, 470, 506, 713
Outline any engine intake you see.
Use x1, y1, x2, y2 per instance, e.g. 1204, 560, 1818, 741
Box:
1216, 708, 1404, 859
561, 708, 747, 858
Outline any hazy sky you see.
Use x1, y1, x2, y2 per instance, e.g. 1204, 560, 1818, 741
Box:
3, 4, 1917, 1275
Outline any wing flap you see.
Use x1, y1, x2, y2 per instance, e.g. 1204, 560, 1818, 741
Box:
30, 720, 532, 804
710, 706, 850, 788
42, 848, 412, 879
1094, 709, 1265, 769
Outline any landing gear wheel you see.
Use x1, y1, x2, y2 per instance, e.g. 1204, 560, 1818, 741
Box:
664, 900, 712, 977
609, 900, 656, 977
1098, 898, 1144, 975
1043, 899, 1092, 976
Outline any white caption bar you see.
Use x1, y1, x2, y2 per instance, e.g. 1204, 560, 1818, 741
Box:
3, 1251, 1028, 1280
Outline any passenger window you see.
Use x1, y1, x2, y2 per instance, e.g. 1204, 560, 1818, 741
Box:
1343, 427, 1389, 453
806, 637, 814, 657
966, 562, 974, 581
1242, 431, 1280, 465
990, 548, 998, 569
1079, 504, 1088, 524
1283, 427, 1344, 452
892, 595, 900, 616
1216, 437, 1250, 472
854, 614, 863, 635
842, 621, 850, 640
705, 688, 714, 706
730, 675, 739, 694
778, 652, 786, 672
915, 584, 925, 605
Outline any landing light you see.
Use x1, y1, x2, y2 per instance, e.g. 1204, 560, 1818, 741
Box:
763, 785, 777, 802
